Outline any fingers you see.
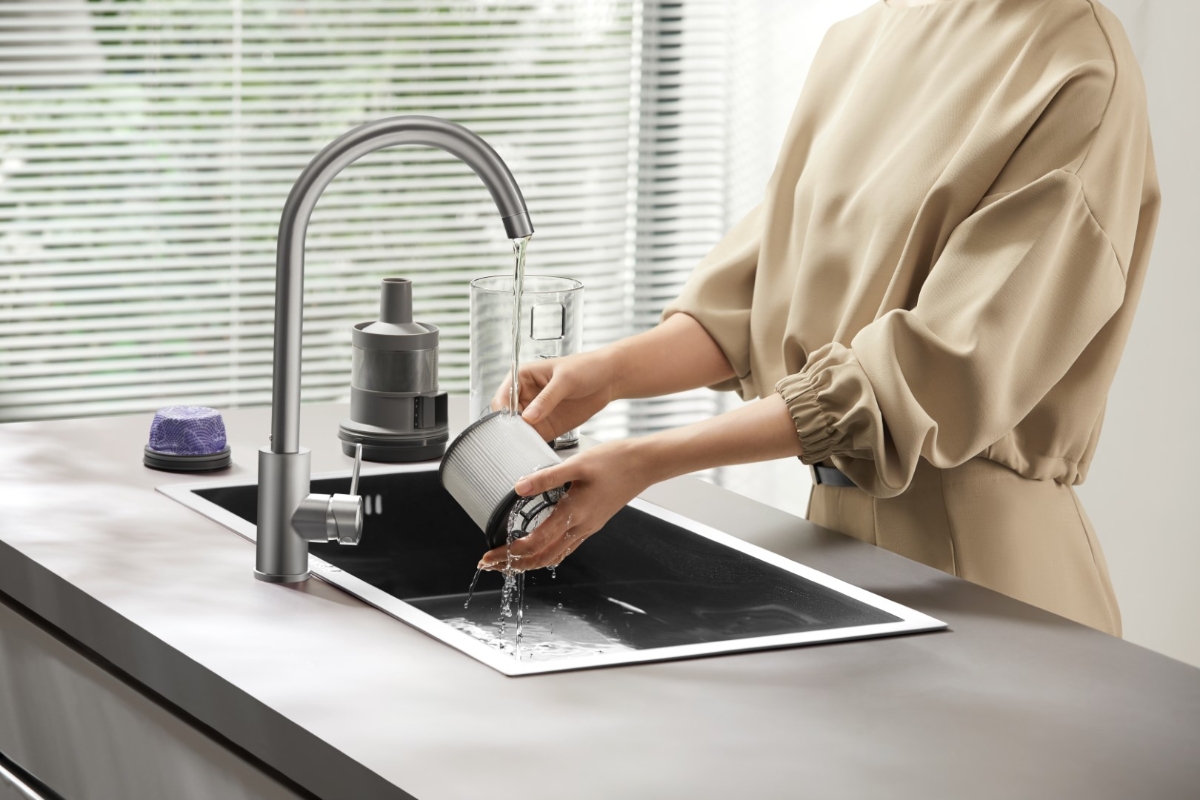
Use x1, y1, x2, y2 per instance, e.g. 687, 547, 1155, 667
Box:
540, 525, 593, 569
490, 361, 557, 415
489, 373, 514, 414
477, 485, 599, 571
489, 372, 535, 414
514, 460, 577, 497
477, 494, 571, 569
476, 462, 579, 572
477, 501, 572, 571
520, 371, 569, 425
476, 511, 601, 572
512, 513, 599, 572
506, 507, 569, 562
528, 418, 560, 443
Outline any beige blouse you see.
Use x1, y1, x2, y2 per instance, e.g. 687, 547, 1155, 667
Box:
663, 0, 1160, 497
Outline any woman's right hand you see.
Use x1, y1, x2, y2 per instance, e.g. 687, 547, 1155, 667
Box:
488, 314, 735, 441
490, 350, 617, 441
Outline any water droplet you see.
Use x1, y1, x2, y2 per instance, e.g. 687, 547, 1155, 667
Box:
463, 567, 482, 609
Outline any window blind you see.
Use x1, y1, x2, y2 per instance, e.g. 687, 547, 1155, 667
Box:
616, 0, 730, 438
1, 0, 627, 423
0, 0, 746, 437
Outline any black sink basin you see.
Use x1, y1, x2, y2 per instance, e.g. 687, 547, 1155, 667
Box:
163, 465, 943, 675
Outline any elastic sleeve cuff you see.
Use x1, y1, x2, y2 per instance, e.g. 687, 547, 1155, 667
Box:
775, 369, 845, 464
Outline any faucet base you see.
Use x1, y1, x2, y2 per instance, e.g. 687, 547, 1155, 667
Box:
254, 569, 311, 584
256, 446, 312, 581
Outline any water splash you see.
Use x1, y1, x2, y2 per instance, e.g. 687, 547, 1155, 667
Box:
497, 499, 526, 657
463, 567, 482, 609
442, 603, 631, 663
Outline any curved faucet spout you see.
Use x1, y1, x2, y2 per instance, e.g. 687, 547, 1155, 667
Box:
256, 115, 533, 583
270, 115, 533, 454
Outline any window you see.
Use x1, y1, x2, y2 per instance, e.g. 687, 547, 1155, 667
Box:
1, 0, 867, 451
2, 0, 703, 432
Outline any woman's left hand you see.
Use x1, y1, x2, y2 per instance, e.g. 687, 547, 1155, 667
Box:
478, 439, 657, 572
477, 394, 804, 573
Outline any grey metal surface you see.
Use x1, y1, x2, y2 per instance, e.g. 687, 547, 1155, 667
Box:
350, 349, 438, 391
291, 444, 364, 546
350, 280, 440, 353
0, 757, 50, 800
346, 384, 442, 429
0, 401, 1197, 800
0, 590, 307, 800
254, 447, 313, 582
345, 278, 445, 450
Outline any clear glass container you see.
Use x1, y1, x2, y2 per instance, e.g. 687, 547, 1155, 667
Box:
469, 275, 584, 449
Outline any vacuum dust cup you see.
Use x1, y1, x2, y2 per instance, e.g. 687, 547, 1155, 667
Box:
469, 275, 583, 448
338, 278, 449, 462
440, 412, 568, 550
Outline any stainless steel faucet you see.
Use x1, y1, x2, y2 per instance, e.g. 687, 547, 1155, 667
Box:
256, 115, 534, 583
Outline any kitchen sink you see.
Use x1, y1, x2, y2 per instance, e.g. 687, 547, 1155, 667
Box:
160, 463, 944, 676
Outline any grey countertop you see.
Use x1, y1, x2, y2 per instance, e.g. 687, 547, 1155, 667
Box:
0, 401, 1197, 800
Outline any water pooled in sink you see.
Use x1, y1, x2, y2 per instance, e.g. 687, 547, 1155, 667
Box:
442, 615, 630, 661
442, 592, 632, 662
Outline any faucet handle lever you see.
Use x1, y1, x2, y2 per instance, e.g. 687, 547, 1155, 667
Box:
328, 442, 365, 545
349, 442, 362, 496
291, 444, 365, 546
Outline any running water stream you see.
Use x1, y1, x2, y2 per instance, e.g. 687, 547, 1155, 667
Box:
461, 235, 535, 657
508, 235, 531, 417
505, 235, 531, 656
455, 235, 619, 662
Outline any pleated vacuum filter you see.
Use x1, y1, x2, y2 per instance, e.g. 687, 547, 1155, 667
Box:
439, 412, 567, 549
143, 405, 231, 472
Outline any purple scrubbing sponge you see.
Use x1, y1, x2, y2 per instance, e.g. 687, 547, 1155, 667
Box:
148, 405, 227, 455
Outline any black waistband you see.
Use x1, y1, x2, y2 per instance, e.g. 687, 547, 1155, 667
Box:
813, 463, 857, 488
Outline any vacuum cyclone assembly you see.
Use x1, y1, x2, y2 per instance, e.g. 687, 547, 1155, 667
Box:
338, 278, 449, 462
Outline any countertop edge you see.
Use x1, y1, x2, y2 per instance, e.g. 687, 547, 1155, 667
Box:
0, 537, 413, 800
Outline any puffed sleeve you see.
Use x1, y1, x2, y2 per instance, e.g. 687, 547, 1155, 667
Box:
661, 203, 764, 398
775, 55, 1155, 497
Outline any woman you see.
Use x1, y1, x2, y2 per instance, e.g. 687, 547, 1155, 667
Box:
481, 0, 1159, 637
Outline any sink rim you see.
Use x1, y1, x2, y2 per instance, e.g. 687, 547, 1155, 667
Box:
157, 462, 946, 677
